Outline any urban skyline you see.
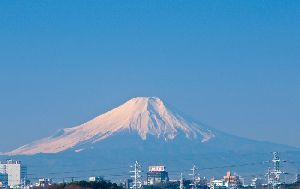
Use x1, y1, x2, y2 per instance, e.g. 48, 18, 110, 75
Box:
0, 152, 297, 189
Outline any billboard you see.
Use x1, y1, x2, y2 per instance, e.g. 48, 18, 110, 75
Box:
148, 166, 165, 172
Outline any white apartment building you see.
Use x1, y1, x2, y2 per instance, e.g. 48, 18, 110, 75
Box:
0, 160, 27, 188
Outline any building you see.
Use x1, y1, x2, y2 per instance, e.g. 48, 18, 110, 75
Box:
124, 179, 133, 189
0, 173, 8, 188
36, 178, 52, 187
223, 171, 242, 187
89, 177, 102, 182
146, 166, 169, 185
251, 178, 263, 188
209, 179, 226, 189
0, 160, 27, 188
198, 176, 208, 187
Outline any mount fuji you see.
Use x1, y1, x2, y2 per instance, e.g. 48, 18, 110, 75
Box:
7, 97, 215, 155
2, 97, 299, 181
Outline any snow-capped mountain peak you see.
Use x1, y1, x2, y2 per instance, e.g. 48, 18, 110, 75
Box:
7, 97, 215, 155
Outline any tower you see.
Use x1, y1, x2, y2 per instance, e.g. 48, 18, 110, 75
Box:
189, 165, 197, 189
267, 152, 283, 189
130, 161, 142, 189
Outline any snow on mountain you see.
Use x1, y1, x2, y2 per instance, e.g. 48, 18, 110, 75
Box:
7, 97, 215, 155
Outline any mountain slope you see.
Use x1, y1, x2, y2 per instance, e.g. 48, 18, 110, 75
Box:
7, 97, 215, 155
3, 97, 300, 182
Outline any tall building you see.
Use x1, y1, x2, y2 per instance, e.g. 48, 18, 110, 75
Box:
0, 160, 27, 188
147, 166, 169, 185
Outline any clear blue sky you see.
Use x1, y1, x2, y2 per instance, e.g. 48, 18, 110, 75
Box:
0, 0, 299, 151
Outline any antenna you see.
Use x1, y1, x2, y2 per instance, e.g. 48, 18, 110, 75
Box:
189, 165, 197, 189
130, 161, 142, 189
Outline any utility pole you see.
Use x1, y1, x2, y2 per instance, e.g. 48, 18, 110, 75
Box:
179, 173, 184, 189
267, 152, 283, 189
189, 165, 197, 189
130, 161, 142, 189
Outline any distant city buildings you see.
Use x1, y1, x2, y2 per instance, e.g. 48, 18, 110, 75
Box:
209, 178, 225, 189
209, 171, 243, 189
223, 171, 242, 187
146, 166, 169, 185
36, 178, 52, 187
0, 152, 296, 189
251, 177, 263, 188
0, 160, 27, 188
89, 176, 102, 182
